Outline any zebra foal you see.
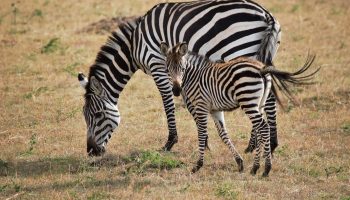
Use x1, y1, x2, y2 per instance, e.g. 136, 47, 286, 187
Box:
160, 42, 317, 176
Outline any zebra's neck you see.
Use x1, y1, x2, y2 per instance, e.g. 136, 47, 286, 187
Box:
88, 17, 141, 104
182, 52, 213, 89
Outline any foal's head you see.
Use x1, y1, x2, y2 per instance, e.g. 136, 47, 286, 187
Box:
160, 42, 188, 97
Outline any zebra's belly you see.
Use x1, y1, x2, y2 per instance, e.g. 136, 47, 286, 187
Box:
210, 99, 240, 112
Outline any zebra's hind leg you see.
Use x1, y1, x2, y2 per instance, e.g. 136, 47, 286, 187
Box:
211, 111, 244, 172
242, 108, 270, 176
265, 92, 278, 154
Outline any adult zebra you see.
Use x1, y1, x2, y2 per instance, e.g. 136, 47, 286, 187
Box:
78, 0, 281, 156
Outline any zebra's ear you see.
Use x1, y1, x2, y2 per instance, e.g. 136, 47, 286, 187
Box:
90, 76, 103, 96
78, 72, 88, 89
178, 42, 188, 56
160, 42, 169, 56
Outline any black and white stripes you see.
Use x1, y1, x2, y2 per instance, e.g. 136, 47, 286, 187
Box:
160, 42, 317, 176
78, 0, 281, 156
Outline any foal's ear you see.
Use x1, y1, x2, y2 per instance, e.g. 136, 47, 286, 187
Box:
160, 42, 169, 56
178, 42, 188, 56
78, 72, 88, 89
90, 76, 103, 96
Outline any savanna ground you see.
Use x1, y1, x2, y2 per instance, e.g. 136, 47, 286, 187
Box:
0, 0, 349, 199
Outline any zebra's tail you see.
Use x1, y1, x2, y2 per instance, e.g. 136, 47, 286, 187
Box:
259, 73, 272, 113
261, 54, 320, 105
256, 13, 281, 65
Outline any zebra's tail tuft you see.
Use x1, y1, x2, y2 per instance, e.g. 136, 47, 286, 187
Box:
256, 13, 281, 65
261, 54, 320, 106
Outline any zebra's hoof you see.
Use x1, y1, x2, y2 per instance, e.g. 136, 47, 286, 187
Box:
262, 172, 269, 177
244, 145, 254, 154
162, 136, 179, 151
250, 164, 260, 175
191, 160, 203, 173
235, 157, 244, 172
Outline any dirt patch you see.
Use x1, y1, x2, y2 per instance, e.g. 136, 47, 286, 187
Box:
77, 16, 139, 34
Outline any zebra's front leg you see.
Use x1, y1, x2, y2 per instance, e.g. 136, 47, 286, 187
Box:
192, 112, 209, 173
152, 71, 178, 151
211, 111, 243, 172
161, 93, 178, 151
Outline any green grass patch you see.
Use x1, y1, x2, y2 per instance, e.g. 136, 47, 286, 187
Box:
41, 37, 61, 54
20, 134, 37, 156
123, 150, 184, 173
215, 183, 238, 200
64, 62, 80, 77
275, 144, 289, 157
23, 86, 49, 99
341, 123, 350, 135
340, 196, 350, 200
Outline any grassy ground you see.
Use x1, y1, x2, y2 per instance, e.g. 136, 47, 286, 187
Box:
0, 0, 349, 199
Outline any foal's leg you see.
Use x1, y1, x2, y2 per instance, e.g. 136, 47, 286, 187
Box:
242, 108, 271, 176
211, 111, 244, 172
265, 92, 278, 154
191, 110, 209, 173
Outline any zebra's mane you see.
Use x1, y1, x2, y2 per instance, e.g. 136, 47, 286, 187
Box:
85, 17, 141, 98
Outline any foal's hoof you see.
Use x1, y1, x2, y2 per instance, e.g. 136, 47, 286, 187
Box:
250, 164, 260, 175
191, 166, 200, 173
262, 172, 269, 177
244, 145, 254, 154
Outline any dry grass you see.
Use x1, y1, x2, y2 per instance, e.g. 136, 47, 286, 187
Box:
0, 0, 349, 199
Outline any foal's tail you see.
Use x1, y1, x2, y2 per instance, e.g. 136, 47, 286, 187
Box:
261, 54, 320, 106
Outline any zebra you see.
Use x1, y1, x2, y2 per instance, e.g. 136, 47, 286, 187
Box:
160, 42, 317, 176
78, 0, 281, 156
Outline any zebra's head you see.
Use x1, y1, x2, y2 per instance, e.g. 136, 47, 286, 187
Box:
160, 42, 188, 97
78, 73, 120, 157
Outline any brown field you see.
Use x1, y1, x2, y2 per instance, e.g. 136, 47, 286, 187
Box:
0, 0, 349, 199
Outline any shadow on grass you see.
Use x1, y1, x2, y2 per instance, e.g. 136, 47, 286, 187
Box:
0, 150, 185, 178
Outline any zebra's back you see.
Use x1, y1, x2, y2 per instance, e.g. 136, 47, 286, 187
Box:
133, 0, 280, 71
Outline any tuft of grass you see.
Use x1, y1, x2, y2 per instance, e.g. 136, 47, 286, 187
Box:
32, 9, 43, 18
290, 4, 300, 13
341, 123, 350, 134
41, 38, 61, 54
123, 150, 184, 173
20, 134, 37, 156
133, 179, 152, 192
64, 62, 80, 77
274, 144, 289, 157
23, 86, 49, 99
215, 183, 238, 200
325, 166, 343, 178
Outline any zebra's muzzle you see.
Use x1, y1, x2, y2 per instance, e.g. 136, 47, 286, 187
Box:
87, 136, 105, 157
172, 84, 182, 97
